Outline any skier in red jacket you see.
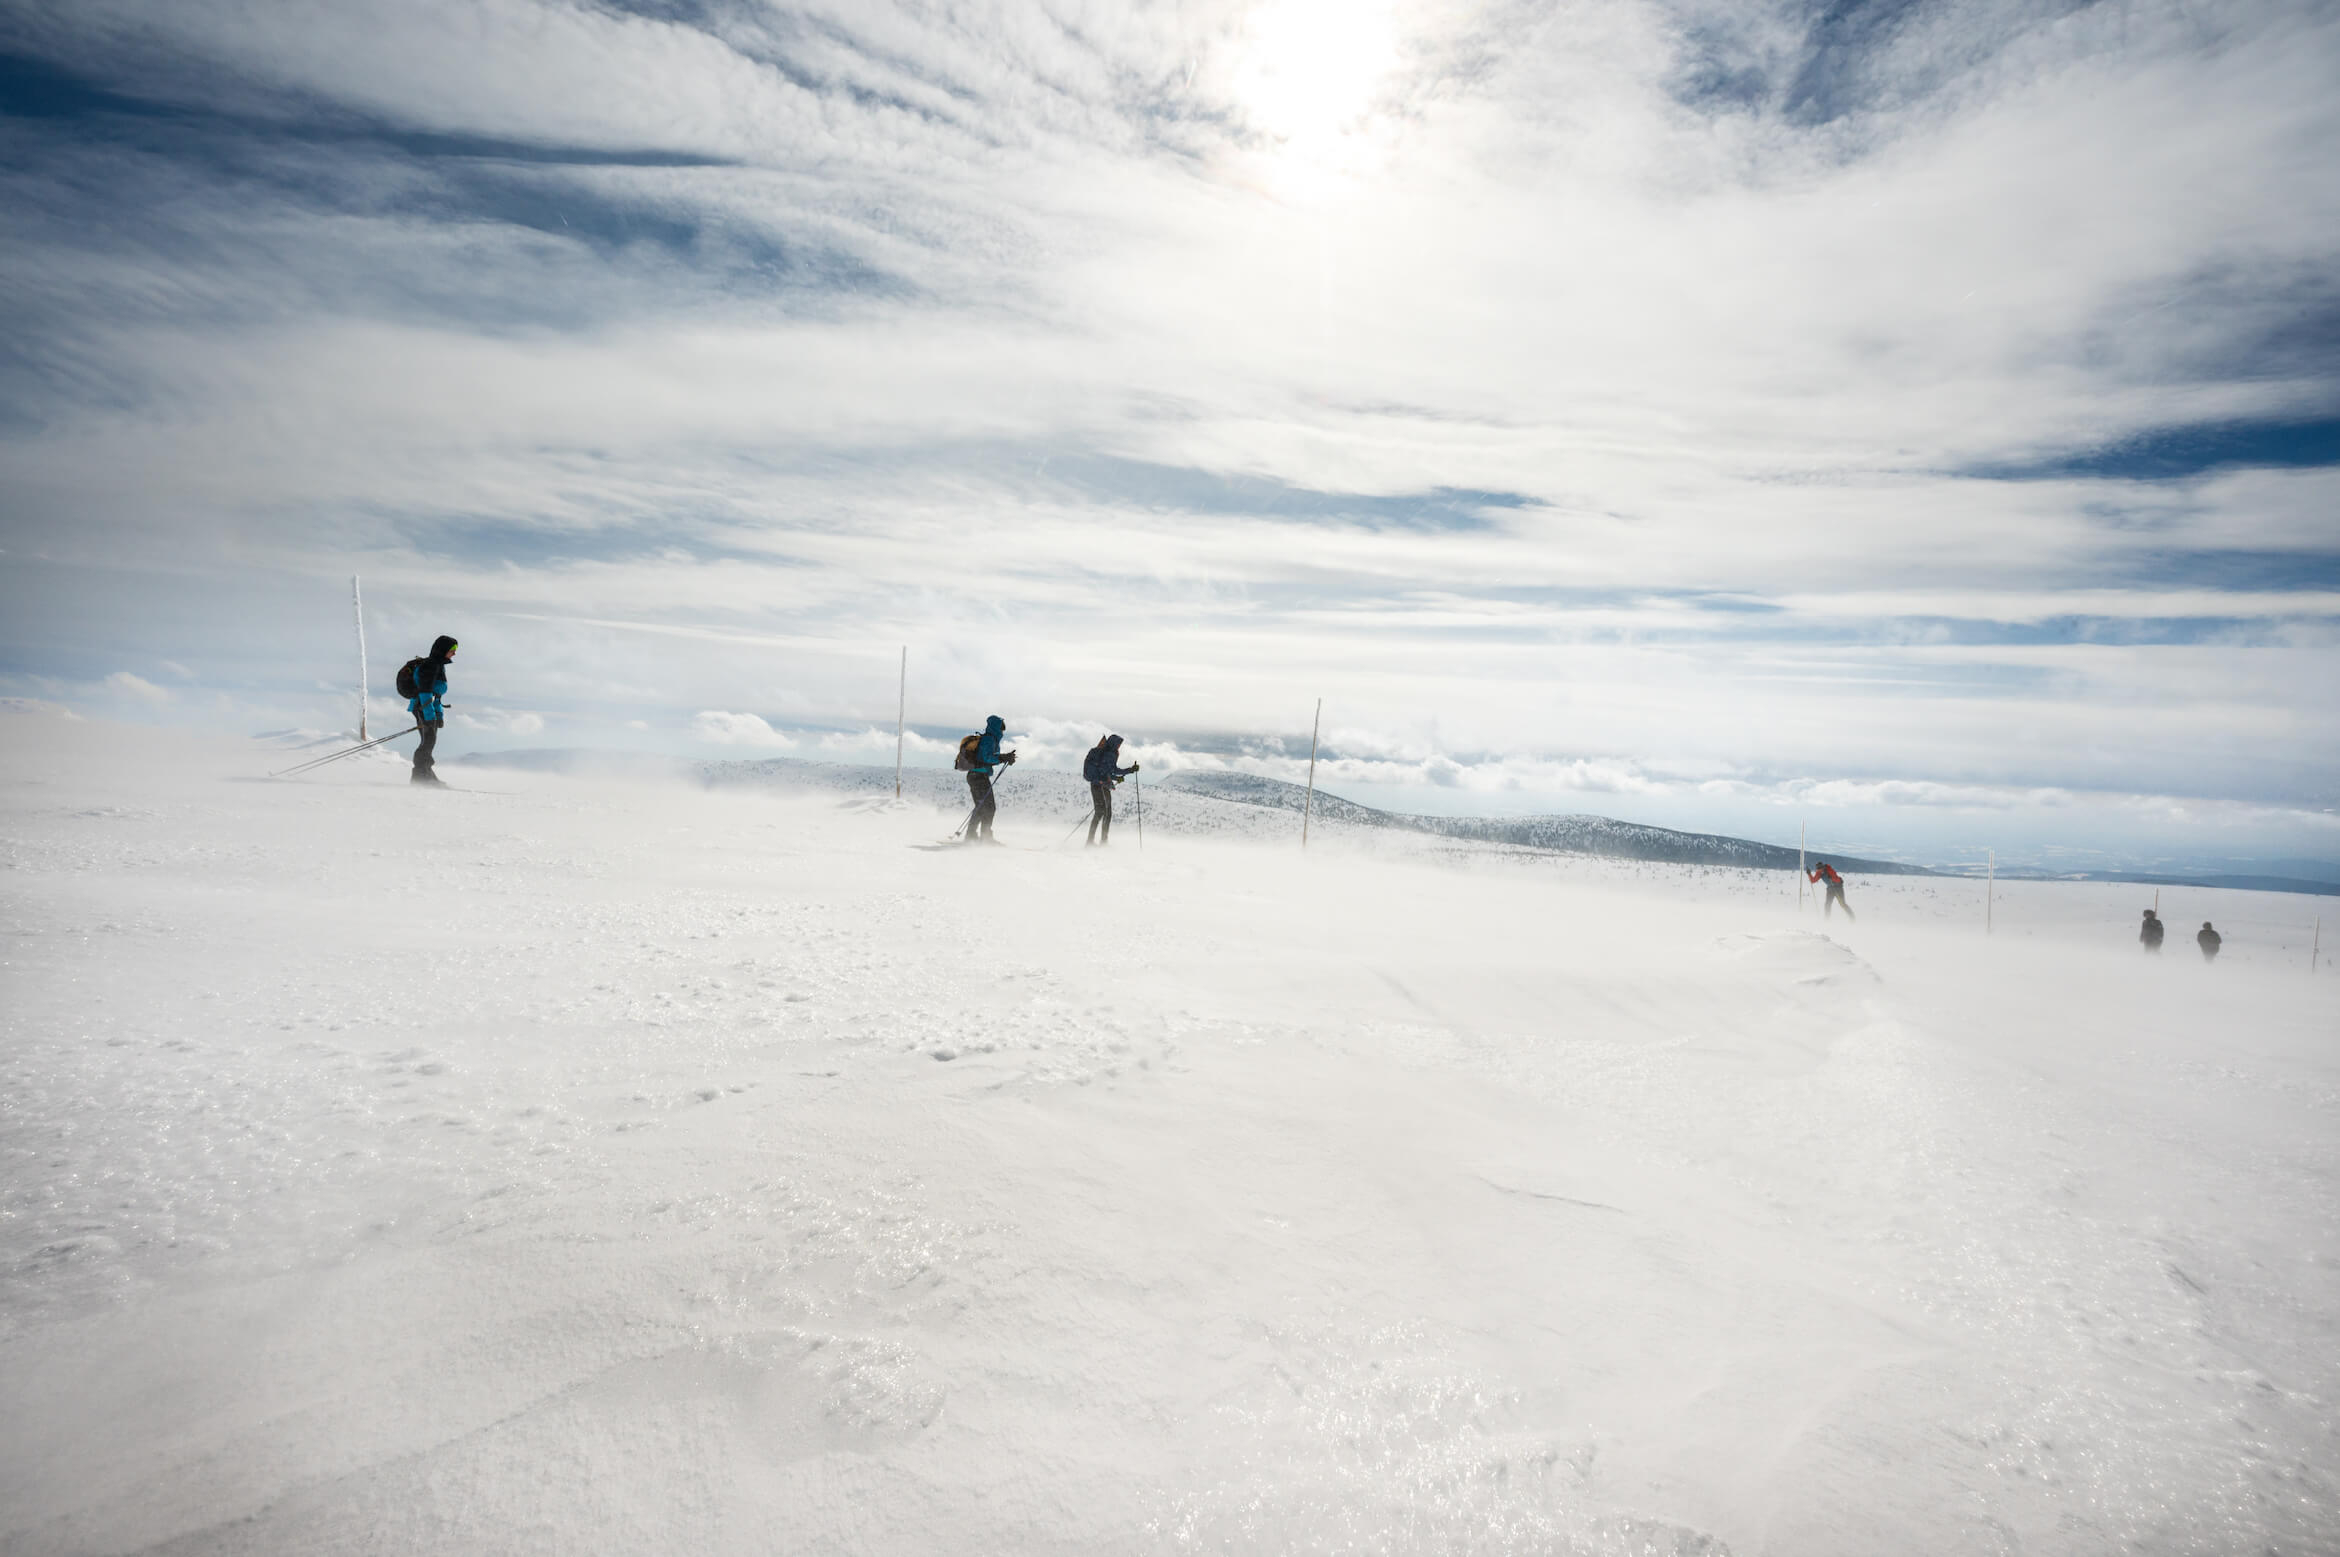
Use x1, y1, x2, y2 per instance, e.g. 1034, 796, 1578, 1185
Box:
1808, 861, 1855, 921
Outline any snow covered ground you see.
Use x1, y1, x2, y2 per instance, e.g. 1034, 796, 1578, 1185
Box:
3, 710, 2335, 1555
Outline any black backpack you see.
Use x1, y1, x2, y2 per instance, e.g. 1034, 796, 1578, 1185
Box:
394, 657, 430, 699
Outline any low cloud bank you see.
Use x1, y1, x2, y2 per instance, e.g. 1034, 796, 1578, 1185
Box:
683, 710, 2339, 870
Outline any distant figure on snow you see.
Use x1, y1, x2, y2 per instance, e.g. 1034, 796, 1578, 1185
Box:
957, 714, 1016, 844
2139, 908, 2165, 953
1807, 860, 1855, 921
1081, 735, 1140, 846
400, 635, 458, 786
2197, 921, 2222, 962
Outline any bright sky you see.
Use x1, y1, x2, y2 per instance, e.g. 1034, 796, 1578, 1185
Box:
1, 0, 2335, 871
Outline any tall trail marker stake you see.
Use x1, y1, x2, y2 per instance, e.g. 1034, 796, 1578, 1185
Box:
893, 645, 906, 799
1301, 699, 1321, 849
1799, 823, 1806, 913
1986, 848, 1995, 936
351, 575, 369, 741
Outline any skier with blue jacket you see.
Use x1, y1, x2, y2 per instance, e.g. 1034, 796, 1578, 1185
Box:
963, 714, 1016, 843
1080, 734, 1139, 846
405, 635, 457, 785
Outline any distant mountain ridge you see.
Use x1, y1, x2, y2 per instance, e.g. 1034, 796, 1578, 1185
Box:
1159, 771, 1939, 875
455, 750, 2340, 894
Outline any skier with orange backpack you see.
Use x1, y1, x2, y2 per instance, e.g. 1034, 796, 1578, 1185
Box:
1807, 860, 1855, 920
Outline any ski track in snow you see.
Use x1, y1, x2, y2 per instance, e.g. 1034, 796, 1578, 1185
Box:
1, 713, 2336, 1555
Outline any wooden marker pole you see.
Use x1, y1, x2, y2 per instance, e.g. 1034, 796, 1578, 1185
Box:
351, 575, 369, 741
1301, 699, 1321, 849
1986, 848, 1994, 936
1799, 822, 1806, 913
893, 645, 906, 799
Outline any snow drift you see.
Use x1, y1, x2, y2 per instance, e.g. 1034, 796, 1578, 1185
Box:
2, 712, 2334, 1555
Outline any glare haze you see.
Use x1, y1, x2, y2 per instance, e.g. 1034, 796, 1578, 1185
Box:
2, 0, 2337, 869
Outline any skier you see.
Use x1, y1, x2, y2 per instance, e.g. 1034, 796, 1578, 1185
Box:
963, 714, 1016, 844
403, 635, 458, 786
2197, 921, 2222, 963
1080, 734, 1140, 846
2139, 908, 2165, 953
1807, 860, 1855, 920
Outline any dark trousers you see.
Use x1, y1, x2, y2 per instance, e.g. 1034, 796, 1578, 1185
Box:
1824, 882, 1853, 920
1087, 780, 1114, 844
412, 718, 440, 779
966, 772, 996, 837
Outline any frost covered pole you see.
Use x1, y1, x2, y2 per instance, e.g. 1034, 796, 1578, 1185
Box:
351, 575, 368, 742
1301, 698, 1321, 849
893, 645, 906, 799
1986, 848, 1994, 936
1798, 822, 1806, 913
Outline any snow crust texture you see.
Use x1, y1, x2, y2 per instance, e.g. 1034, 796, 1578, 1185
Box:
3, 714, 2336, 1555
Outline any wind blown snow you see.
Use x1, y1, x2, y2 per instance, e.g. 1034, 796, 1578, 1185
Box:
2, 712, 2334, 1554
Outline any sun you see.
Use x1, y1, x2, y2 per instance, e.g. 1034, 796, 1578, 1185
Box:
1228, 0, 1402, 190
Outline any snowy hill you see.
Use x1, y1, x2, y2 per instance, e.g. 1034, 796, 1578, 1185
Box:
1161, 769, 1937, 873
11, 711, 2335, 1555
469, 750, 1936, 873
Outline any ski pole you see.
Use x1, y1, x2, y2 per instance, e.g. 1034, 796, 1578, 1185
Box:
1135, 774, 1143, 852
272, 723, 419, 777
285, 723, 417, 774
275, 732, 398, 777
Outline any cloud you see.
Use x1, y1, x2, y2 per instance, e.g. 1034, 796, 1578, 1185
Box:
103, 671, 169, 704
691, 710, 790, 748
0, 0, 2335, 859
687, 712, 965, 766
0, 697, 81, 719
453, 707, 545, 736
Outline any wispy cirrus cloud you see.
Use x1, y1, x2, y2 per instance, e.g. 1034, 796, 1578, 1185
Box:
0, 0, 2335, 863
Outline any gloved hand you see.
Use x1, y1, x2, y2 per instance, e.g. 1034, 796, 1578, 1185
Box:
1129, 763, 1140, 772
1004, 751, 1018, 765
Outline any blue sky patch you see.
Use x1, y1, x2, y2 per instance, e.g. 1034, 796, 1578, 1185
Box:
1969, 417, 2340, 482
1044, 456, 1535, 531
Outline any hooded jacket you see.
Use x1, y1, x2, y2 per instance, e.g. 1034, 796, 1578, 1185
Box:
408, 635, 456, 723
971, 715, 1011, 777
1082, 736, 1137, 785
